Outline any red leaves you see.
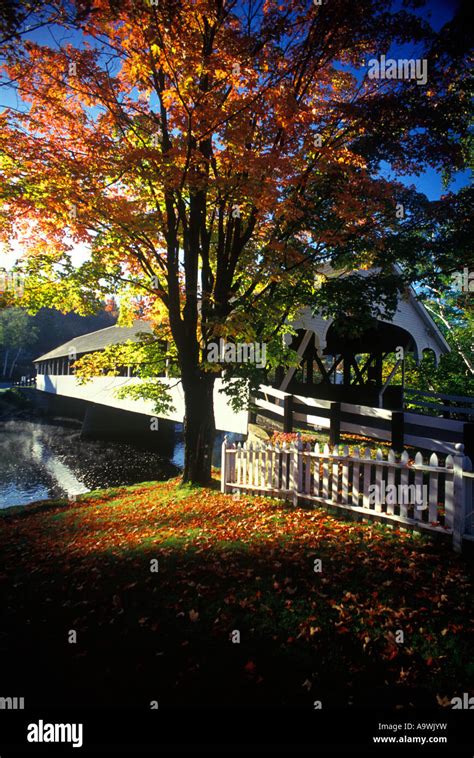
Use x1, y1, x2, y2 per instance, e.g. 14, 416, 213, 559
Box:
1, 476, 472, 700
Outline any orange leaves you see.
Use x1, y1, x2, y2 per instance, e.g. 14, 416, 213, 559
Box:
1, 473, 473, 705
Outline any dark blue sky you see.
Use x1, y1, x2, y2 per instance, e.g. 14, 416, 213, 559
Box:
383, 0, 469, 199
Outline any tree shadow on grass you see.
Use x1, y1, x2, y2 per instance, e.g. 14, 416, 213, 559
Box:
3, 515, 473, 712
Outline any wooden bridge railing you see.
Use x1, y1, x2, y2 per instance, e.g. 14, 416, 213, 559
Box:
404, 388, 474, 422
251, 384, 474, 460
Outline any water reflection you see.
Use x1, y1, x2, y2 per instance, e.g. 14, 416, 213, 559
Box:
0, 418, 178, 509
0, 417, 243, 509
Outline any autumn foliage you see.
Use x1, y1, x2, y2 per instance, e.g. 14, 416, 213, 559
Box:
1, 479, 472, 707
0, 0, 470, 481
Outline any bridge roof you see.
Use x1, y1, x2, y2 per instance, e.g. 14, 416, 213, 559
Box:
33, 320, 153, 362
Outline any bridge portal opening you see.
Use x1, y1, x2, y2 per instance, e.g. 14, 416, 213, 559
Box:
275, 320, 419, 409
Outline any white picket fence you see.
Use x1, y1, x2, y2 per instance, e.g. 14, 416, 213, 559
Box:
221, 437, 474, 552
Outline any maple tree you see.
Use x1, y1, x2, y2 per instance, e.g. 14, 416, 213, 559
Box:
0, 0, 470, 482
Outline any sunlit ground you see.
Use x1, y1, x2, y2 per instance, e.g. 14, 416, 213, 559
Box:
1, 477, 473, 710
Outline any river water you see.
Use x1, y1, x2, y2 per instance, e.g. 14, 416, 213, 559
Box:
0, 414, 187, 509
0, 403, 244, 509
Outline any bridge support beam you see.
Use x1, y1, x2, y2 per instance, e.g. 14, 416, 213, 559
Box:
29, 388, 87, 420
81, 403, 175, 452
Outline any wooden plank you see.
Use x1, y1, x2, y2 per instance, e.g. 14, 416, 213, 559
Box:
296, 439, 303, 504
281, 442, 288, 492
352, 447, 360, 507
463, 456, 473, 536
404, 412, 464, 432
332, 445, 339, 504
229, 443, 236, 487
273, 445, 280, 490
386, 450, 396, 515
452, 452, 465, 552
428, 452, 439, 524
340, 402, 392, 420
221, 438, 228, 493
236, 443, 242, 486
259, 445, 265, 492
254, 444, 261, 489
362, 447, 372, 509
304, 443, 311, 495
263, 445, 270, 491
379, 360, 403, 405
254, 397, 285, 416
279, 330, 313, 391
341, 421, 391, 442
404, 435, 458, 455
247, 443, 253, 488
414, 451, 426, 519
341, 446, 349, 505
322, 444, 330, 500
362, 447, 372, 510
293, 394, 332, 410
258, 384, 291, 400
258, 444, 267, 490
293, 411, 331, 428
313, 442, 320, 499
253, 444, 258, 490
405, 388, 474, 404
375, 448, 383, 513
406, 399, 474, 416
399, 451, 410, 518
228, 482, 280, 495
288, 442, 297, 503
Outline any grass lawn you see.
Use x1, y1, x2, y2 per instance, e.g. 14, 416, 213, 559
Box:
1, 477, 473, 711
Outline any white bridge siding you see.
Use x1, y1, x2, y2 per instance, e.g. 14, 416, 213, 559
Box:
36, 375, 248, 435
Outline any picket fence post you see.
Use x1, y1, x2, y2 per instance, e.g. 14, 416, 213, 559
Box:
290, 434, 303, 506
452, 444, 466, 552
297, 433, 303, 496
463, 455, 473, 537
220, 435, 228, 493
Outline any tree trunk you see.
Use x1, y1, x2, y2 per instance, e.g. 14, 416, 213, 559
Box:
9, 347, 22, 378
181, 372, 216, 485
2, 349, 9, 378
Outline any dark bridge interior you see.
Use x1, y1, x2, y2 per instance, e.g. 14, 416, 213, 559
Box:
274, 321, 418, 409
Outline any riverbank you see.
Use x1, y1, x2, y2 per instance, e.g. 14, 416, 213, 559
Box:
0, 386, 34, 416
1, 477, 473, 710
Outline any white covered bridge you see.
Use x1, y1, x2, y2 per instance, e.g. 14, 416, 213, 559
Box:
32, 286, 474, 459
34, 321, 248, 436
